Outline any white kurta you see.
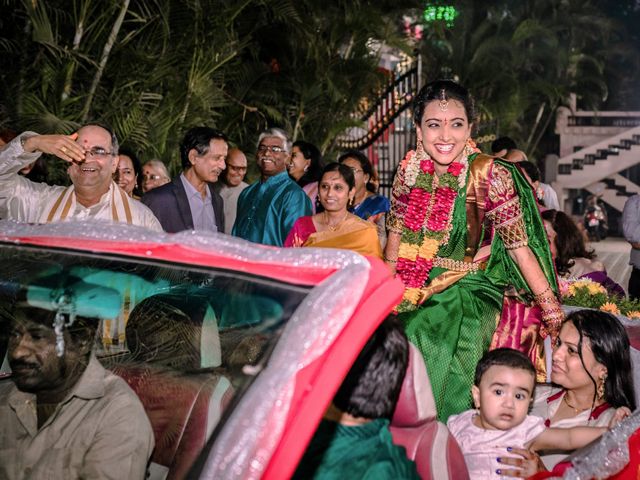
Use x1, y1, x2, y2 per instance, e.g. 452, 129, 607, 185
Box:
0, 132, 161, 231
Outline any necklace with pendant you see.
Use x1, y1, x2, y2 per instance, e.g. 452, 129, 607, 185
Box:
324, 211, 348, 231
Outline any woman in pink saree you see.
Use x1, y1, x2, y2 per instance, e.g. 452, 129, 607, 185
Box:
284, 163, 382, 258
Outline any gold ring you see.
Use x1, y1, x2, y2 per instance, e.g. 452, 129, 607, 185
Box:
61, 146, 68, 153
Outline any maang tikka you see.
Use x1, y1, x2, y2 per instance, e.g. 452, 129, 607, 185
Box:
438, 88, 449, 111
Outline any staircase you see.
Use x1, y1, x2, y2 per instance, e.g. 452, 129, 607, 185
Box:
554, 125, 640, 212
335, 58, 420, 199
556, 125, 640, 190
584, 174, 640, 212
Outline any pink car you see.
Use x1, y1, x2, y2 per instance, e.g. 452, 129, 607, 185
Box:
0, 221, 467, 479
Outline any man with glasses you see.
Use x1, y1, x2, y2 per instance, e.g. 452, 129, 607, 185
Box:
142, 126, 227, 233
0, 125, 161, 230
232, 128, 312, 246
212, 147, 249, 233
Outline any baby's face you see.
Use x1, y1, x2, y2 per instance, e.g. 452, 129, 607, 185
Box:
471, 365, 534, 431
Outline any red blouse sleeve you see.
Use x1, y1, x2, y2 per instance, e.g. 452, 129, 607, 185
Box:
485, 162, 529, 250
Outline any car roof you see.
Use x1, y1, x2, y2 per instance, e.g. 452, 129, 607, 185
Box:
0, 220, 403, 479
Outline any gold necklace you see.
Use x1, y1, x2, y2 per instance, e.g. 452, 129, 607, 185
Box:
563, 394, 591, 413
323, 211, 348, 232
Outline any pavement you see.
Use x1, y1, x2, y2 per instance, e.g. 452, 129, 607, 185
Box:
590, 236, 632, 292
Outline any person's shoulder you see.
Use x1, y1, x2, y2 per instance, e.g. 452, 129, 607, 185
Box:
446, 408, 475, 433
351, 214, 377, 230
533, 384, 561, 404
141, 182, 176, 206
0, 377, 17, 399
100, 367, 149, 415
374, 421, 421, 479
129, 195, 163, 218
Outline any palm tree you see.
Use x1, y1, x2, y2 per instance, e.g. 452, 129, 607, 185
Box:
417, 0, 637, 157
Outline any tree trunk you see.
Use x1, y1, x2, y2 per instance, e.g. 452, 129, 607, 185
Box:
81, 0, 130, 122
62, 1, 91, 101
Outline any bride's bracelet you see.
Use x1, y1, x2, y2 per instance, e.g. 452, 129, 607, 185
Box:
533, 285, 553, 302
540, 306, 565, 338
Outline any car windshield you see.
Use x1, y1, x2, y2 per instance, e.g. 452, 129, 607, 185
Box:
0, 243, 311, 477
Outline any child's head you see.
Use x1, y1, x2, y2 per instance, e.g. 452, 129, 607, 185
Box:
471, 348, 536, 431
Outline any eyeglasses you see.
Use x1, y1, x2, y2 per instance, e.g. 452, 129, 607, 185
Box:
228, 165, 248, 172
85, 147, 115, 158
142, 174, 166, 181
257, 145, 286, 154
349, 167, 363, 174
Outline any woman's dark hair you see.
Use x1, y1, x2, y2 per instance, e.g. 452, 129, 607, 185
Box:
337, 149, 377, 193
292, 140, 324, 188
320, 162, 355, 191
474, 348, 536, 387
333, 315, 409, 419
491, 136, 518, 154
564, 309, 636, 410
119, 147, 143, 195
412, 79, 476, 126
518, 160, 541, 183
542, 209, 595, 276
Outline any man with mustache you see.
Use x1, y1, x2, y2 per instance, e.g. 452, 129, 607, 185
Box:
143, 126, 227, 233
232, 128, 312, 246
0, 284, 154, 479
0, 124, 161, 229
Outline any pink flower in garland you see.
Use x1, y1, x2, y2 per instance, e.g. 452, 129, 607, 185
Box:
448, 161, 464, 176
397, 256, 432, 288
420, 159, 435, 174
404, 188, 431, 231
426, 187, 456, 231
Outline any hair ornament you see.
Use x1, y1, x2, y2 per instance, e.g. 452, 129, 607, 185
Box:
438, 88, 449, 111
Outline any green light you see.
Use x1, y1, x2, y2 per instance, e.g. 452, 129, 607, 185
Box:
423, 5, 458, 28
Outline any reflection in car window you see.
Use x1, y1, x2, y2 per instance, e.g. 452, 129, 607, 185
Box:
0, 244, 311, 478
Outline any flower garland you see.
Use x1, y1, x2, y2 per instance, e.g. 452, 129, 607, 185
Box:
560, 277, 640, 319
396, 143, 477, 312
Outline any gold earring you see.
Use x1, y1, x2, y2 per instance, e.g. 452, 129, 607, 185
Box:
416, 138, 427, 160
597, 374, 607, 399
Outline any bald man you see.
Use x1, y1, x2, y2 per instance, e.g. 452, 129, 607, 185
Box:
212, 147, 248, 233
0, 125, 161, 230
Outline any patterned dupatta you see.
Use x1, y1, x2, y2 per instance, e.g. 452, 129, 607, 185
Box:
42, 182, 134, 224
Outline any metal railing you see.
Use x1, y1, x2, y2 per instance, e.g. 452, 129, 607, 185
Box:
335, 58, 421, 199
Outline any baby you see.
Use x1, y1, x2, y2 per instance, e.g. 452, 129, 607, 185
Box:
447, 348, 617, 479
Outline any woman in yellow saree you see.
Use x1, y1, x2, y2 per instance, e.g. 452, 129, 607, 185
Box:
284, 163, 382, 258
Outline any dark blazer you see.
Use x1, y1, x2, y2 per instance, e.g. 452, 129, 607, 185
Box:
142, 176, 224, 233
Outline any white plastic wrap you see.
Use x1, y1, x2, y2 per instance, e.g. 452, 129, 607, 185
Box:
0, 219, 374, 479
563, 410, 640, 479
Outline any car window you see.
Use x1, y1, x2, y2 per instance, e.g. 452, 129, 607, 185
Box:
0, 244, 312, 477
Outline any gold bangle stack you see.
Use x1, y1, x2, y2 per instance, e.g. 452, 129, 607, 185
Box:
540, 305, 564, 338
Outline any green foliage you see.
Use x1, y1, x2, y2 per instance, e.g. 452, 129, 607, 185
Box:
0, 0, 421, 182
417, 0, 639, 157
